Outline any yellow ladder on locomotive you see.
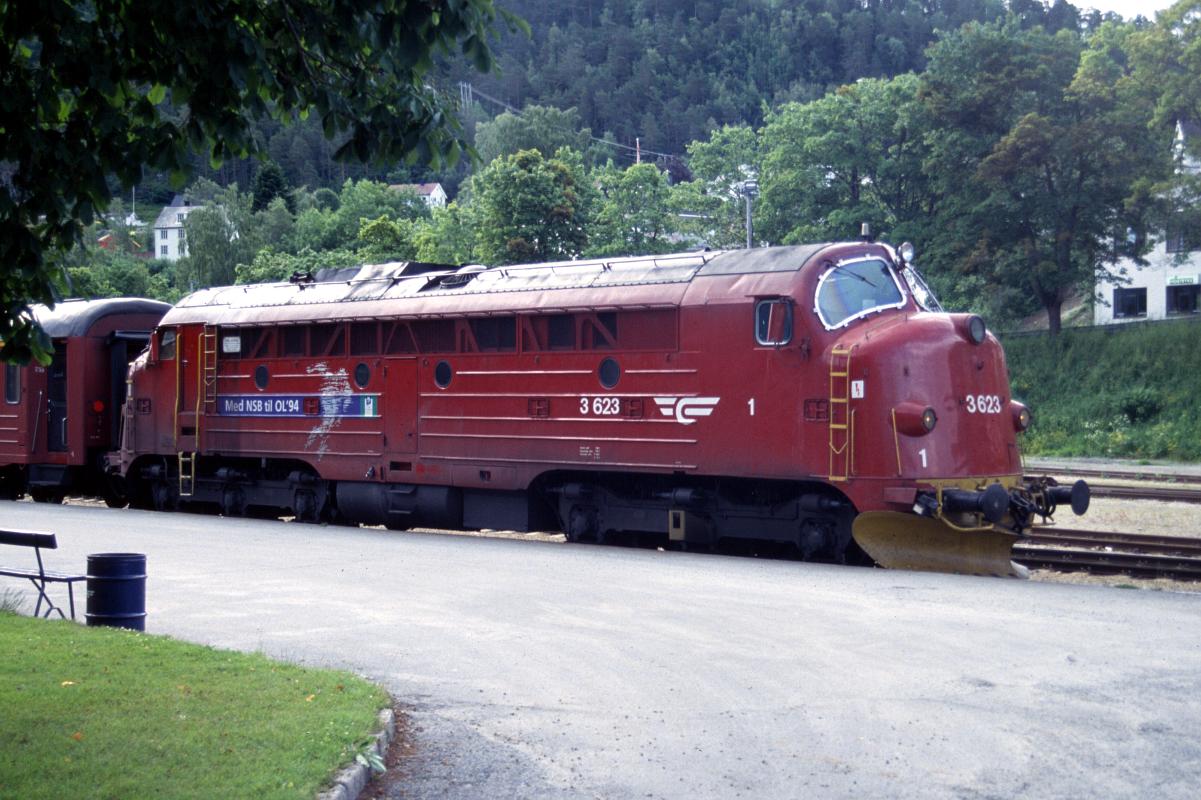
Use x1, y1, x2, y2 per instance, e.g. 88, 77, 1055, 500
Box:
828, 344, 855, 482
178, 451, 196, 497
201, 327, 217, 411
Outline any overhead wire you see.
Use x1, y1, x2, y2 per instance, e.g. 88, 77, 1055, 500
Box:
459, 82, 684, 164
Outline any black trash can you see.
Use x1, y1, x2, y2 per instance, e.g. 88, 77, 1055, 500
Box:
86, 553, 146, 631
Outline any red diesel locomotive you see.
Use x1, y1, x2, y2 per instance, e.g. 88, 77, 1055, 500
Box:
1, 298, 171, 502
107, 241, 1087, 575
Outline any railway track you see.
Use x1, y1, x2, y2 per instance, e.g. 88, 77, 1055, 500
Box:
1023, 464, 1201, 503
1025, 465, 1201, 486
1013, 527, 1201, 582
1086, 484, 1201, 504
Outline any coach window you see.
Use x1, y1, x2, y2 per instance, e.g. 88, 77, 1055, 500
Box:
4, 364, 18, 404
755, 299, 793, 346
160, 329, 177, 360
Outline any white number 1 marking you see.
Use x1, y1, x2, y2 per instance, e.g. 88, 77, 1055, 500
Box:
748, 398, 756, 416
919, 448, 928, 468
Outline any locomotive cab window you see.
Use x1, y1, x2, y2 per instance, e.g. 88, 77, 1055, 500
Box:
4, 363, 18, 404
755, 299, 793, 346
159, 329, 177, 360
814, 257, 905, 330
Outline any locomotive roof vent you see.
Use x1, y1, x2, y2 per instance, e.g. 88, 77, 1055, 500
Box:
432, 264, 489, 289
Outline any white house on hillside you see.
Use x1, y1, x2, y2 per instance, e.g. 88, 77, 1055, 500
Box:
388, 182, 448, 209
1095, 122, 1201, 324
152, 194, 198, 261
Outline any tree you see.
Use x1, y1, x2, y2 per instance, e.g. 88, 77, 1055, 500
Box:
669, 125, 759, 248
251, 161, 291, 213
358, 215, 417, 262
177, 184, 260, 291
587, 163, 676, 257
413, 202, 478, 265
1, 0, 512, 362
474, 105, 596, 166
759, 74, 934, 246
920, 21, 1171, 333
471, 148, 595, 264
1127, 2, 1201, 254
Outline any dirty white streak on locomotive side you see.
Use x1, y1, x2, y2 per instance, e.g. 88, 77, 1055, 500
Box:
304, 362, 352, 459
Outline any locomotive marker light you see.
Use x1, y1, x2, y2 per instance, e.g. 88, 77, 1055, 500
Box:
1011, 402, 1032, 432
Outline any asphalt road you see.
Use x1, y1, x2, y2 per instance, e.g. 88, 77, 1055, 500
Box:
5, 500, 1201, 799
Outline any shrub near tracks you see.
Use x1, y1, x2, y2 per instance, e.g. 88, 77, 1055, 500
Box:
1004, 320, 1201, 460
0, 613, 387, 799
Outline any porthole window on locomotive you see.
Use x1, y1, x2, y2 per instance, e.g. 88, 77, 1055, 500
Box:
354, 362, 371, 388
254, 365, 269, 390
598, 357, 621, 389
754, 299, 793, 346
434, 360, 453, 388
815, 257, 906, 330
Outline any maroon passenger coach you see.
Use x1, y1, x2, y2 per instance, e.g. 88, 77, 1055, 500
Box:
1, 298, 170, 502
108, 242, 1087, 575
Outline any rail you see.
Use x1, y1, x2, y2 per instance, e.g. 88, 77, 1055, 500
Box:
1014, 527, 1201, 582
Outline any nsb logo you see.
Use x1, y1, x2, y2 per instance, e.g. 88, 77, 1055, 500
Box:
654, 396, 720, 426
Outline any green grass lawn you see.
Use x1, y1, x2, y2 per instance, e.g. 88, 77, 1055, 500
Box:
0, 611, 388, 799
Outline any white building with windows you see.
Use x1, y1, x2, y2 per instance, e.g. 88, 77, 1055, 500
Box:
388, 182, 448, 209
1095, 122, 1201, 324
152, 194, 198, 261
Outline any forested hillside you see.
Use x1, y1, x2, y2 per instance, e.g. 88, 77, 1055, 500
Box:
77, 0, 1200, 340
445, 0, 1091, 157
137, 0, 1112, 202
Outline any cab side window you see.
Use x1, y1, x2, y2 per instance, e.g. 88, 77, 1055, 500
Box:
755, 299, 793, 346
4, 363, 18, 403
160, 329, 177, 360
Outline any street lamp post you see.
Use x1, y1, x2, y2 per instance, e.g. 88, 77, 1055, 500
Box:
739, 179, 759, 249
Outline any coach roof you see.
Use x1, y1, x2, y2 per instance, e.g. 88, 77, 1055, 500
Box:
33, 298, 173, 338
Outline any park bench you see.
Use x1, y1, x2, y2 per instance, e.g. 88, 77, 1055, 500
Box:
0, 529, 85, 620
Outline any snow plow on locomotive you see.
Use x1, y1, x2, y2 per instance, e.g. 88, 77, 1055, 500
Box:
106, 241, 1088, 576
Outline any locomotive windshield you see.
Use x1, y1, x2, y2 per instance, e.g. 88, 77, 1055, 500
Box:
902, 265, 943, 312
814, 257, 906, 329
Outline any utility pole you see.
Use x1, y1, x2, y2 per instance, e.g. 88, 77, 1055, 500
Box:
739, 180, 759, 248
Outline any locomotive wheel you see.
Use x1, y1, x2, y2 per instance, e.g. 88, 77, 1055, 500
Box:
151, 481, 178, 512
565, 505, 600, 543
30, 488, 65, 504
852, 511, 1027, 578
221, 487, 247, 517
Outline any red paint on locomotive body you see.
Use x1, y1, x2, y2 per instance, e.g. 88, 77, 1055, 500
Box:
0, 298, 170, 501
112, 243, 1036, 561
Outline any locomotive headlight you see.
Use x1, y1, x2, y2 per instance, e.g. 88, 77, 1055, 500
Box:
921, 407, 938, 432
1011, 401, 1032, 432
898, 241, 916, 264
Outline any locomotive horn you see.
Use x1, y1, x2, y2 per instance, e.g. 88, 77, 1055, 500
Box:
851, 511, 1028, 578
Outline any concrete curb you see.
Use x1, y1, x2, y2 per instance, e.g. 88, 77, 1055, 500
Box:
317, 706, 396, 800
